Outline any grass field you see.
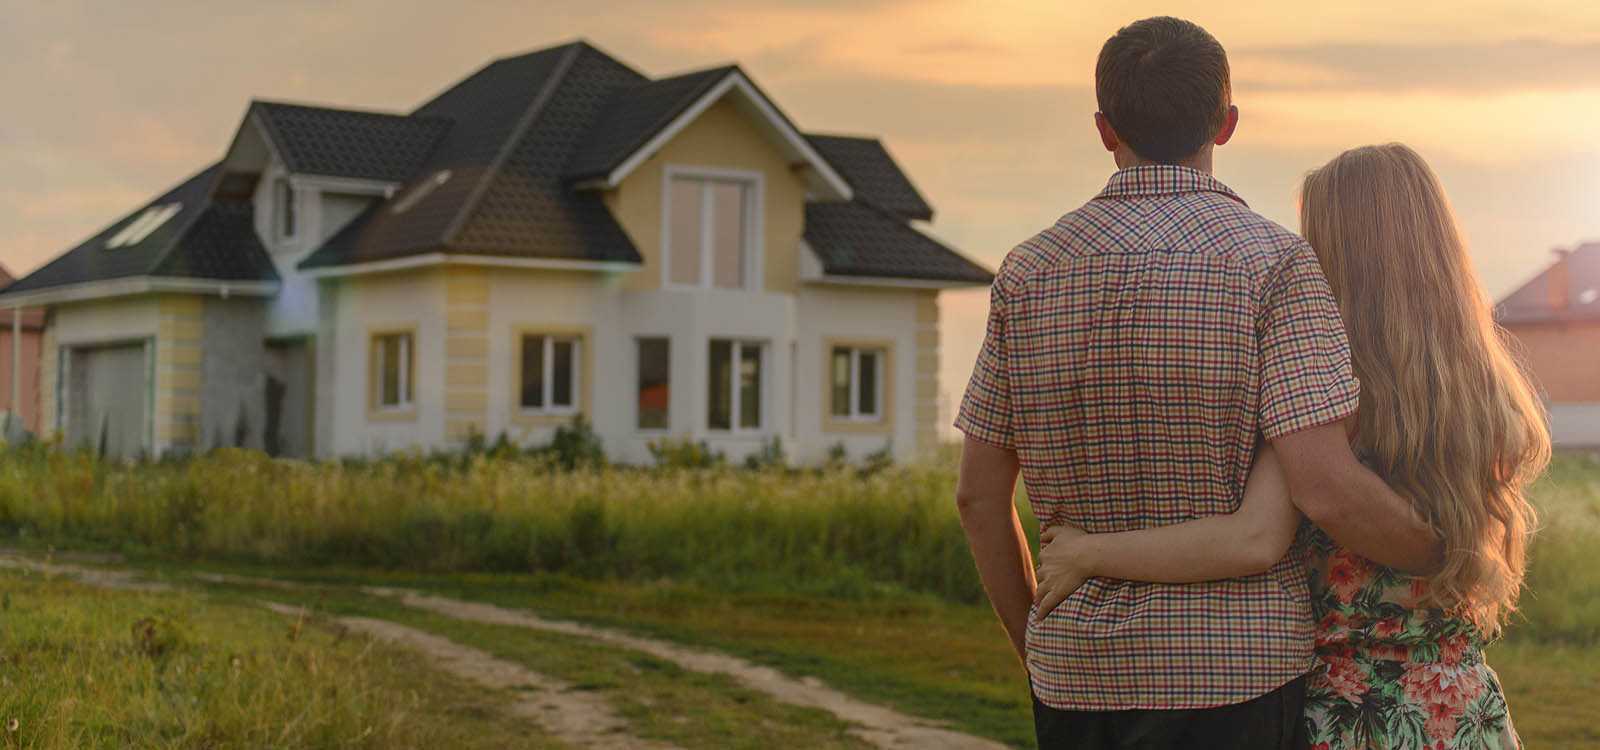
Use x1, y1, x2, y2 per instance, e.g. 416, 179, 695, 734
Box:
1, 446, 1596, 748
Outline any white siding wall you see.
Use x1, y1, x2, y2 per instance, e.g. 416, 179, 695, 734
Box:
794, 285, 923, 464
1550, 402, 1600, 447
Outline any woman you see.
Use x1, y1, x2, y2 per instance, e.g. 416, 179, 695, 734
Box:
1033, 144, 1549, 749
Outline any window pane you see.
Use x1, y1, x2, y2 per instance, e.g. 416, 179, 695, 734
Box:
637, 338, 670, 429
669, 178, 703, 286
831, 348, 851, 417
521, 335, 545, 408
552, 339, 575, 407
708, 340, 732, 430
278, 179, 296, 237
379, 336, 400, 406
710, 181, 745, 289
858, 351, 879, 417
739, 343, 762, 429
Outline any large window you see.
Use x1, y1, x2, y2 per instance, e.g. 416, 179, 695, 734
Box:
831, 346, 884, 421
519, 334, 581, 414
637, 338, 671, 430
666, 173, 755, 290
708, 339, 763, 431
371, 332, 413, 411
274, 178, 296, 239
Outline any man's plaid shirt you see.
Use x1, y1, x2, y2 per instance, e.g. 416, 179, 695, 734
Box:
956, 165, 1361, 711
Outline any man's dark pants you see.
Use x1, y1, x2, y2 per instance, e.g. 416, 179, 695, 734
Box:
1032, 675, 1306, 749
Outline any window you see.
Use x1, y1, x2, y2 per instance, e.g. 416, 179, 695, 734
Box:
105, 203, 182, 249
275, 178, 296, 238
372, 332, 413, 410
520, 334, 580, 414
831, 346, 885, 420
708, 339, 763, 431
637, 338, 670, 430
666, 173, 755, 289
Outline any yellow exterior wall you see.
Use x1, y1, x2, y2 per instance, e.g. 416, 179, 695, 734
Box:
914, 292, 941, 455
443, 268, 491, 441
155, 295, 204, 451
603, 98, 809, 294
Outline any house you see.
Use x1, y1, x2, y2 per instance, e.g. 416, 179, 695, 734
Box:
0, 264, 45, 434
1496, 243, 1600, 447
0, 41, 992, 463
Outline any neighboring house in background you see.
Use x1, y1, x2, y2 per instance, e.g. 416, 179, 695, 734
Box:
0, 41, 991, 462
0, 264, 44, 435
1496, 243, 1600, 447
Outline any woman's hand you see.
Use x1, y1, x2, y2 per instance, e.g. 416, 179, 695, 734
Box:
1033, 523, 1093, 622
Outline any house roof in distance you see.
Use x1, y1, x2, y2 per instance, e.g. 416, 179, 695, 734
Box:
1497, 243, 1600, 324
0, 165, 278, 303
8, 39, 992, 294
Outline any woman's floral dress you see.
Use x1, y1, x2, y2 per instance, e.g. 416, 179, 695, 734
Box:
1301, 527, 1520, 749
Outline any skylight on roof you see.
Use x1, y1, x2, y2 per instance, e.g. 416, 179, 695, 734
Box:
1580, 288, 1598, 305
105, 203, 182, 249
390, 170, 451, 214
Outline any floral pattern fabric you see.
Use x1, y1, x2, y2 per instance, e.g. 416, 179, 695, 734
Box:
1301, 527, 1520, 749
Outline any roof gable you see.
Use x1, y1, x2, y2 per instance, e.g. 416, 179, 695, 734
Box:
249, 101, 451, 183
566, 67, 852, 201
803, 200, 991, 286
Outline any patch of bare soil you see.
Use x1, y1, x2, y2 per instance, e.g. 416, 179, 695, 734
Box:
369, 588, 1009, 750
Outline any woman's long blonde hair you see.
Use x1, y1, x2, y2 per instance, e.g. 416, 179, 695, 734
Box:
1300, 144, 1550, 632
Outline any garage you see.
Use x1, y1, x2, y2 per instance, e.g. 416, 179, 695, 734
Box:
63, 341, 151, 459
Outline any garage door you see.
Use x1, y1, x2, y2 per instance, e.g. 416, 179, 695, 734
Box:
64, 341, 150, 459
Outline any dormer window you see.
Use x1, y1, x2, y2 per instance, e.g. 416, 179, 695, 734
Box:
665, 168, 760, 290
105, 203, 182, 249
274, 178, 296, 239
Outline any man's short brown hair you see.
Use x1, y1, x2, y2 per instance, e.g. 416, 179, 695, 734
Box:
1095, 17, 1231, 164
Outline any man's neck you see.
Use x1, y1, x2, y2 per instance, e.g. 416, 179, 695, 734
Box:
1115, 148, 1213, 174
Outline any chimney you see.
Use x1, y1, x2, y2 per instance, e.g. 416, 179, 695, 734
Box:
1548, 248, 1571, 310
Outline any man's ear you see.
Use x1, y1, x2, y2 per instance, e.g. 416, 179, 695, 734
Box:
1214, 104, 1239, 146
1093, 112, 1120, 152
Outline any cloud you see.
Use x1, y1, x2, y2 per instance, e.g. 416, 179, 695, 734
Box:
1236, 39, 1600, 94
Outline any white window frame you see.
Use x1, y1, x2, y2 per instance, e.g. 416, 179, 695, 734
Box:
832, 346, 885, 422
635, 336, 672, 432
708, 338, 766, 433
374, 333, 413, 411
519, 334, 581, 416
660, 165, 764, 292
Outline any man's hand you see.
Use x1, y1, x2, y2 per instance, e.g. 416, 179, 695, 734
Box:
1033, 524, 1091, 622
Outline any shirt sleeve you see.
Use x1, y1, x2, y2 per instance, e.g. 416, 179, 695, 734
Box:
954, 275, 1016, 450
1258, 242, 1361, 440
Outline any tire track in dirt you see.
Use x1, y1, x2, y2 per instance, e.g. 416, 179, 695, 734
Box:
261, 602, 678, 750
367, 587, 1009, 750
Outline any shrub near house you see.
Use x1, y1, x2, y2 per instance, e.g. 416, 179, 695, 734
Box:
0, 41, 991, 464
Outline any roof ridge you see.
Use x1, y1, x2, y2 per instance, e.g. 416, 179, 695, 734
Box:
251, 98, 429, 120
144, 165, 225, 278
441, 42, 585, 248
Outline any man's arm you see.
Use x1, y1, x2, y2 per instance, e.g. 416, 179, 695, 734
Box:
1272, 421, 1441, 573
955, 436, 1034, 664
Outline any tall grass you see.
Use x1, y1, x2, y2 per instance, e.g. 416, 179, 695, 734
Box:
1, 445, 1593, 645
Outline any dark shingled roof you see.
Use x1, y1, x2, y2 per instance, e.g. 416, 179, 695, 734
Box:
11, 39, 989, 292
564, 66, 736, 183
1497, 243, 1600, 324
806, 135, 934, 222
302, 42, 647, 268
804, 201, 991, 285
0, 165, 277, 297
251, 101, 451, 183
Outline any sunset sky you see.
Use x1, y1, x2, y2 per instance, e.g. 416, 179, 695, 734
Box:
3, 1, 1598, 416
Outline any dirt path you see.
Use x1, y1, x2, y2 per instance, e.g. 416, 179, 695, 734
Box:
3, 553, 1006, 750
261, 602, 677, 750
1, 553, 675, 750
368, 587, 1009, 750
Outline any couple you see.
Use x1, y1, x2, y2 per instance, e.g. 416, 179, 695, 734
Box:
954, 16, 1549, 750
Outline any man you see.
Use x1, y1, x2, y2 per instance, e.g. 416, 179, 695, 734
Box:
953, 17, 1438, 749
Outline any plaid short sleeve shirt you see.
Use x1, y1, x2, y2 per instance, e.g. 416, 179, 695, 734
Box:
956, 165, 1360, 711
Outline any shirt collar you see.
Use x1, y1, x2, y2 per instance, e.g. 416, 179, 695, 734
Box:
1096, 165, 1247, 206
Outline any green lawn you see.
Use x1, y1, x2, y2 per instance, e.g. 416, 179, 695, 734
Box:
0, 568, 555, 750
